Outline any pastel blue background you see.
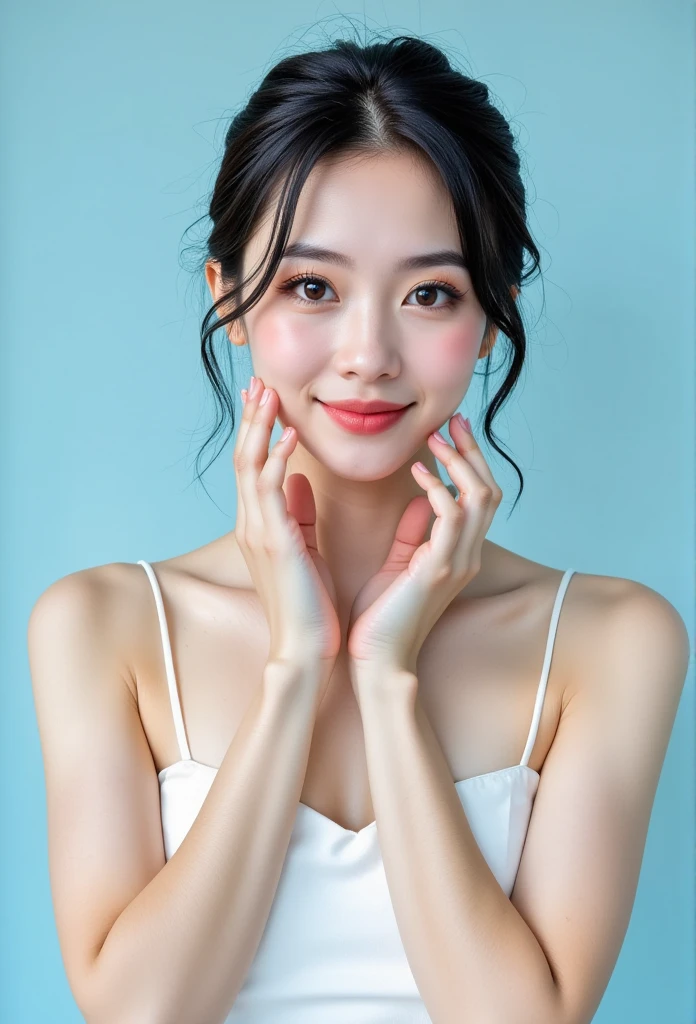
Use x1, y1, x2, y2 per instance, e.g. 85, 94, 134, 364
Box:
1, 2, 693, 1021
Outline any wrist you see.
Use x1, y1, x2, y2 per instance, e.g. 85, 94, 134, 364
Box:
353, 665, 418, 705
262, 657, 332, 696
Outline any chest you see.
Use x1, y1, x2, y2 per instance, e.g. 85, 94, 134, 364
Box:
137, 579, 568, 834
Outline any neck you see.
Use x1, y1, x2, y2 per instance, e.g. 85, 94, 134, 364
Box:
283, 438, 470, 617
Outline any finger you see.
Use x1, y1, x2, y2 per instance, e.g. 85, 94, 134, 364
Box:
236, 376, 264, 451
283, 473, 321, 555
410, 460, 467, 572
256, 426, 312, 553
428, 427, 501, 519
448, 415, 504, 502
238, 384, 320, 560
234, 379, 258, 535
378, 495, 433, 574
235, 376, 274, 540
425, 428, 501, 577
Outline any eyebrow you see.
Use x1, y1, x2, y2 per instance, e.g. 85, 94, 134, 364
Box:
279, 240, 468, 273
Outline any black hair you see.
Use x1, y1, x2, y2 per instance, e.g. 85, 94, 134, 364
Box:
183, 29, 542, 517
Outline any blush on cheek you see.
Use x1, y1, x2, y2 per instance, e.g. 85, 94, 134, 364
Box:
442, 324, 481, 357
421, 326, 481, 383
252, 312, 325, 383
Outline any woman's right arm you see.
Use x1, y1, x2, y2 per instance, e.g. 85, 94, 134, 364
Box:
30, 377, 342, 1023
28, 568, 329, 1024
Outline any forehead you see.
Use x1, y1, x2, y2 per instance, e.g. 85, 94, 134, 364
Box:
245, 148, 461, 270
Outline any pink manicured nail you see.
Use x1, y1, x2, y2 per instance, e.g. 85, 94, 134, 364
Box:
432, 429, 448, 444
455, 413, 472, 433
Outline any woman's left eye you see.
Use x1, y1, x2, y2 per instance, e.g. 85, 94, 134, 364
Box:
278, 273, 465, 310
404, 280, 465, 309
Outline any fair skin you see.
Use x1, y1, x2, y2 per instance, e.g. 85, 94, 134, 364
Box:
205, 148, 514, 632
28, 146, 689, 1023
195, 148, 687, 1016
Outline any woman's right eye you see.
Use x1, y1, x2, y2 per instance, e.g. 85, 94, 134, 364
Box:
279, 274, 337, 306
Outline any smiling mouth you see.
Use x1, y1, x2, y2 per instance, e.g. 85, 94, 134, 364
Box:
315, 399, 415, 413
315, 399, 414, 435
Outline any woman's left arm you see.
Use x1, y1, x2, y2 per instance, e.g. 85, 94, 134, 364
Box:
355, 584, 690, 1024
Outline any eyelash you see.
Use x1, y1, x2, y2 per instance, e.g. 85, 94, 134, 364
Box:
277, 271, 466, 311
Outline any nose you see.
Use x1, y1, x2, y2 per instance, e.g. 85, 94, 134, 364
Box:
330, 307, 402, 381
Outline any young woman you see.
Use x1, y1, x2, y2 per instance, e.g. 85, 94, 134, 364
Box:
28, 33, 689, 1024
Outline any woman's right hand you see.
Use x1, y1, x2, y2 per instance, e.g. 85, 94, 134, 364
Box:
233, 375, 342, 683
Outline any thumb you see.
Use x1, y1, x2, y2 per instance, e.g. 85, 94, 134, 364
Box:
284, 473, 319, 554
379, 495, 433, 575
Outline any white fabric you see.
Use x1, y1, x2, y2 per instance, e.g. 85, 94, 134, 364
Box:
137, 559, 575, 1023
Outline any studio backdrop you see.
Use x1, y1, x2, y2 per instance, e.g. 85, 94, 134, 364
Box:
1, 2, 693, 1022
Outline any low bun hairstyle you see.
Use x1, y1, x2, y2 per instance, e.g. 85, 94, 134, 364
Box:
184, 30, 542, 517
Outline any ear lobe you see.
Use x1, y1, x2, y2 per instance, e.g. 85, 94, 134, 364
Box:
226, 319, 247, 346
479, 322, 499, 359
206, 261, 246, 346
479, 285, 517, 358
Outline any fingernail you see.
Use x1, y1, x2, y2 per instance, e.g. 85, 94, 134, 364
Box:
455, 412, 472, 433
432, 429, 449, 444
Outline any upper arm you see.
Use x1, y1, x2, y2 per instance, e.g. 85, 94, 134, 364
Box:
510, 580, 691, 1024
27, 567, 166, 1018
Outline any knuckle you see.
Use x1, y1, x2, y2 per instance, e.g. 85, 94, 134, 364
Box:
433, 562, 453, 585
244, 528, 264, 550
256, 473, 274, 494
449, 503, 466, 525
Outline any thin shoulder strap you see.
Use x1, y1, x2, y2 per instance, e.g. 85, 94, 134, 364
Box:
136, 560, 191, 762
519, 568, 576, 768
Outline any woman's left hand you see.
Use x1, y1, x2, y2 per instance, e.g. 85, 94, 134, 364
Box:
346, 413, 503, 683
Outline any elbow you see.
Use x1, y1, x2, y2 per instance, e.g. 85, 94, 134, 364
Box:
537, 983, 590, 1024
79, 955, 164, 1024
83, 999, 164, 1024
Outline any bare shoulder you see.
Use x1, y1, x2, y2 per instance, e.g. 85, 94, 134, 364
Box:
28, 561, 159, 703
26, 561, 173, 1017
506, 566, 689, 1021
557, 568, 691, 705
480, 545, 690, 714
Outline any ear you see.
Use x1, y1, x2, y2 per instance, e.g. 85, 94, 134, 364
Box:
204, 259, 247, 346
478, 284, 520, 359
479, 322, 498, 359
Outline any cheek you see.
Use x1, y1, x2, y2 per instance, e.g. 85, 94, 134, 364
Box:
412, 324, 481, 385
248, 308, 324, 383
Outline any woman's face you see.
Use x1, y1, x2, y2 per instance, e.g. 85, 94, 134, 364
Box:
212, 147, 494, 483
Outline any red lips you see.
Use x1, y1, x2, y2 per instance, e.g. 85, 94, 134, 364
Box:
318, 399, 412, 414
318, 400, 412, 435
